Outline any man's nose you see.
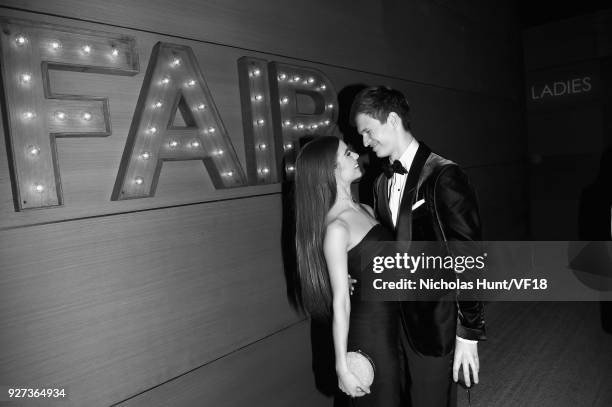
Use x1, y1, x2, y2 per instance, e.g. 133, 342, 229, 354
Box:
362, 134, 370, 147
351, 151, 359, 160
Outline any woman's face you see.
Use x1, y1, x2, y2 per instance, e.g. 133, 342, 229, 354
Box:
334, 140, 361, 185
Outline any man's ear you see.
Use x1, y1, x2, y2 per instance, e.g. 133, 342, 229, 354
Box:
388, 112, 401, 129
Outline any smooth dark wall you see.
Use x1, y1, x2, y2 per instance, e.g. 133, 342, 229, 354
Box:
524, 9, 612, 240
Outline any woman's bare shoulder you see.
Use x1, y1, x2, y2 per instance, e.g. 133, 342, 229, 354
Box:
325, 216, 350, 235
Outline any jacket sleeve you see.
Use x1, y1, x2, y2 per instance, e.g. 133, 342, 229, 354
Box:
434, 165, 486, 341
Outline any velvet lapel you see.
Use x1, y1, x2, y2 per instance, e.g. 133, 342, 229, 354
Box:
395, 142, 431, 241
376, 173, 393, 229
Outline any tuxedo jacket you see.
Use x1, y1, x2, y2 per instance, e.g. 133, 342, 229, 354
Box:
373, 142, 486, 356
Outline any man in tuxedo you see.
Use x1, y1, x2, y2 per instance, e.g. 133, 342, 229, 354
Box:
350, 86, 486, 406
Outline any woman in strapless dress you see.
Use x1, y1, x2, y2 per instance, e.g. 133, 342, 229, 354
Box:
294, 136, 400, 406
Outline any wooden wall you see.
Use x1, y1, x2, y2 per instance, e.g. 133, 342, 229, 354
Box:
0, 1, 524, 405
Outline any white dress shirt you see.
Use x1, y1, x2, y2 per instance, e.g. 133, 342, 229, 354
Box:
388, 139, 419, 227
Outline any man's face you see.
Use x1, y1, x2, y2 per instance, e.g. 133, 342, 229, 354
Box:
355, 113, 397, 159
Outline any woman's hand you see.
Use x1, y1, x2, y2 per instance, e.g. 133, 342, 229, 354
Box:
338, 370, 370, 398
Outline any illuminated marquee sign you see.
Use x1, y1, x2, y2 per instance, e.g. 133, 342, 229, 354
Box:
111, 43, 248, 200
0, 18, 338, 210
0, 18, 138, 210
238, 58, 337, 183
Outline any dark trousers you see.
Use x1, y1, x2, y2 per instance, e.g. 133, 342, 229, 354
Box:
399, 328, 457, 407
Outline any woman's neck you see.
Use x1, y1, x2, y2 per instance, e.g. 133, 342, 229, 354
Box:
336, 184, 354, 202
333, 186, 358, 211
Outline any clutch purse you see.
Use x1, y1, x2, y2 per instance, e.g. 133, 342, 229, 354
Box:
346, 350, 375, 387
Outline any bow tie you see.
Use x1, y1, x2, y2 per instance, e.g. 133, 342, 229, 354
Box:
383, 160, 408, 178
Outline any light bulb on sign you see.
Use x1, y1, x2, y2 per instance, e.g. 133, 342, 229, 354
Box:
160, 76, 171, 85
195, 103, 206, 111
327, 104, 334, 109
82, 112, 92, 121
256, 118, 265, 126
55, 111, 66, 121
15, 35, 27, 46
20, 73, 32, 84
319, 84, 326, 91
189, 140, 201, 148
284, 143, 293, 150
213, 149, 224, 156
250, 68, 261, 77
310, 124, 319, 130
27, 145, 41, 156
324, 120, 330, 125
258, 143, 267, 150
22, 111, 35, 120
254, 94, 263, 102
259, 167, 270, 175
50, 40, 62, 50
186, 79, 197, 87
170, 57, 181, 67
283, 120, 291, 126
278, 73, 287, 81
82, 45, 92, 54
140, 151, 151, 160
286, 165, 295, 172
292, 75, 301, 82
33, 183, 44, 192
111, 47, 119, 57
153, 101, 163, 108
207, 127, 216, 133
297, 123, 304, 129
134, 176, 144, 185
280, 97, 289, 105
169, 140, 179, 148
223, 171, 234, 177
307, 77, 315, 84
148, 126, 157, 135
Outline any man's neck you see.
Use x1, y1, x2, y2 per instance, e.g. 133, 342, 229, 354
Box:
390, 133, 415, 162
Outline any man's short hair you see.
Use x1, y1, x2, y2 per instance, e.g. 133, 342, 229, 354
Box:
349, 86, 411, 131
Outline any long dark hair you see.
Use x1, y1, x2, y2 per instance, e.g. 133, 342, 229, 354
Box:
294, 136, 340, 320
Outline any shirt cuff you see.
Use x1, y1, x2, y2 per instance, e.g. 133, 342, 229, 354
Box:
456, 335, 477, 344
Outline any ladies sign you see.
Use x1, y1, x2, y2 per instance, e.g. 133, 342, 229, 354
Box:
526, 60, 600, 111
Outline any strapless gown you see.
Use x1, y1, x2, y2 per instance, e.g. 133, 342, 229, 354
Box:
344, 223, 401, 407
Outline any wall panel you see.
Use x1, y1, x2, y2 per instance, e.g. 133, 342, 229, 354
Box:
524, 11, 612, 71
116, 320, 331, 407
523, 11, 611, 239
0, 194, 299, 406
466, 163, 529, 240
0, 0, 522, 99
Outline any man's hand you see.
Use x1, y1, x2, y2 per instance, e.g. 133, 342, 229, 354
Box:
347, 274, 357, 295
453, 339, 479, 387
